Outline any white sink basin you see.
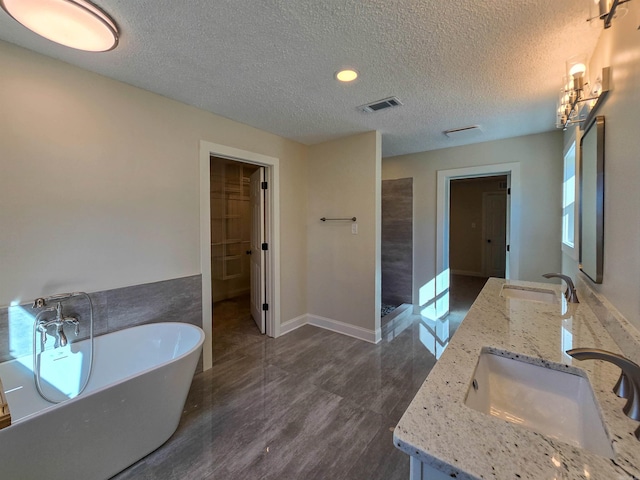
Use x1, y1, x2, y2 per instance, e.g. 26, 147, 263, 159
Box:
500, 284, 558, 304
465, 349, 613, 458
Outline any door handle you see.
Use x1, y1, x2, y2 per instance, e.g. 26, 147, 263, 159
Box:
246, 250, 252, 255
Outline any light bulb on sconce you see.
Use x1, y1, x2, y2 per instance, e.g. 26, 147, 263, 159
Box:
567, 55, 588, 91
569, 63, 586, 91
569, 63, 586, 76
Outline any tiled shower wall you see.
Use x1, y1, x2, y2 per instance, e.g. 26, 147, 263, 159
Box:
0, 275, 202, 369
381, 178, 413, 306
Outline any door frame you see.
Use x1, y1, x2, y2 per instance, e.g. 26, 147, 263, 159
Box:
200, 141, 281, 371
437, 163, 521, 289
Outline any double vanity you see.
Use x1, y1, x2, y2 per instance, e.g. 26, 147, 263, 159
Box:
394, 278, 640, 479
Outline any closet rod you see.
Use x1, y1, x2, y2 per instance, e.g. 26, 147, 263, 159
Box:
320, 217, 356, 222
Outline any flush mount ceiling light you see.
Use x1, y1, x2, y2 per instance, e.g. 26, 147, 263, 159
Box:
0, 0, 119, 52
335, 69, 358, 82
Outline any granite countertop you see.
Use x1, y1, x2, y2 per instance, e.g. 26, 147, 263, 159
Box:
394, 278, 640, 480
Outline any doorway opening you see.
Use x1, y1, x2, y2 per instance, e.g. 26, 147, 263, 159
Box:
210, 157, 265, 341
435, 162, 521, 329
450, 175, 508, 278
200, 141, 281, 371
448, 175, 508, 333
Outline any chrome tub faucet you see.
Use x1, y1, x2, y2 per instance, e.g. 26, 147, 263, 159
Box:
567, 348, 640, 439
33, 299, 80, 349
542, 273, 579, 303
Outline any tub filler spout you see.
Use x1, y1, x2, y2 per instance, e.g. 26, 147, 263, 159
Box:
35, 301, 79, 349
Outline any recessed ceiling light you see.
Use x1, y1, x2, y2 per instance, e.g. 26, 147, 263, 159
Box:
336, 69, 358, 83
0, 0, 119, 52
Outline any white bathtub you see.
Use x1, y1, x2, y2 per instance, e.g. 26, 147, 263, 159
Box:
0, 322, 204, 480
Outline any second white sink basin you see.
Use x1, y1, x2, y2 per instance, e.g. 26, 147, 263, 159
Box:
465, 349, 613, 458
500, 284, 558, 304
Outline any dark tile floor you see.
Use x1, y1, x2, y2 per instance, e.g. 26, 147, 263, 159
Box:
112, 276, 485, 480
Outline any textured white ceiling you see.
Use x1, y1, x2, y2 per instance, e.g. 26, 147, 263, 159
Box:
0, 0, 601, 157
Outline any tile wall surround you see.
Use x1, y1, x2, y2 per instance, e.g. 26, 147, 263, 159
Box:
576, 275, 640, 366
0, 275, 203, 370
381, 177, 413, 306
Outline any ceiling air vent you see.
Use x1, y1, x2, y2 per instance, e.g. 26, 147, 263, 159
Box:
358, 96, 402, 113
443, 125, 482, 140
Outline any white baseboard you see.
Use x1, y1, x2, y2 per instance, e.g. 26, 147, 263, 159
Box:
279, 314, 381, 344
279, 314, 309, 336
307, 314, 381, 344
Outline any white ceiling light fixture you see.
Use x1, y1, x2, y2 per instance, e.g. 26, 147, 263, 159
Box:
335, 69, 358, 82
0, 0, 119, 52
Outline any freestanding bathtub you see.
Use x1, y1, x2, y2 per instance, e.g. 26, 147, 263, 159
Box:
0, 322, 204, 480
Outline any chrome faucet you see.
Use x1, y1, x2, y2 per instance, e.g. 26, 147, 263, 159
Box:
567, 348, 640, 439
34, 300, 80, 349
542, 273, 579, 303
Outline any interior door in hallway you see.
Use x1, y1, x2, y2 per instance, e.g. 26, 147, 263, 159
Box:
482, 192, 507, 277
250, 168, 266, 333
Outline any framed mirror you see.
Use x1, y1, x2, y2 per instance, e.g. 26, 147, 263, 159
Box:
579, 115, 605, 283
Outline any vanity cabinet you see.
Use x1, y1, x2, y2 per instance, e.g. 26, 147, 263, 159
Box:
394, 278, 640, 480
410, 458, 453, 480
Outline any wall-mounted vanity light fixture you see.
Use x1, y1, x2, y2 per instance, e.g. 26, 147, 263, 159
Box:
0, 0, 119, 52
589, 0, 632, 29
556, 55, 610, 130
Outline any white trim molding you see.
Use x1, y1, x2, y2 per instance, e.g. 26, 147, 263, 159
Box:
280, 313, 382, 343
279, 314, 309, 336
437, 162, 521, 288
308, 314, 381, 344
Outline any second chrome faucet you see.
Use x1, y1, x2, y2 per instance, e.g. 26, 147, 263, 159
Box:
542, 273, 579, 303
567, 348, 640, 440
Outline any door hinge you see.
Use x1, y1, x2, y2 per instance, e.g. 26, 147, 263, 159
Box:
262, 303, 269, 311
507, 188, 511, 195
507, 245, 510, 252
261, 243, 268, 251
261, 181, 268, 190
